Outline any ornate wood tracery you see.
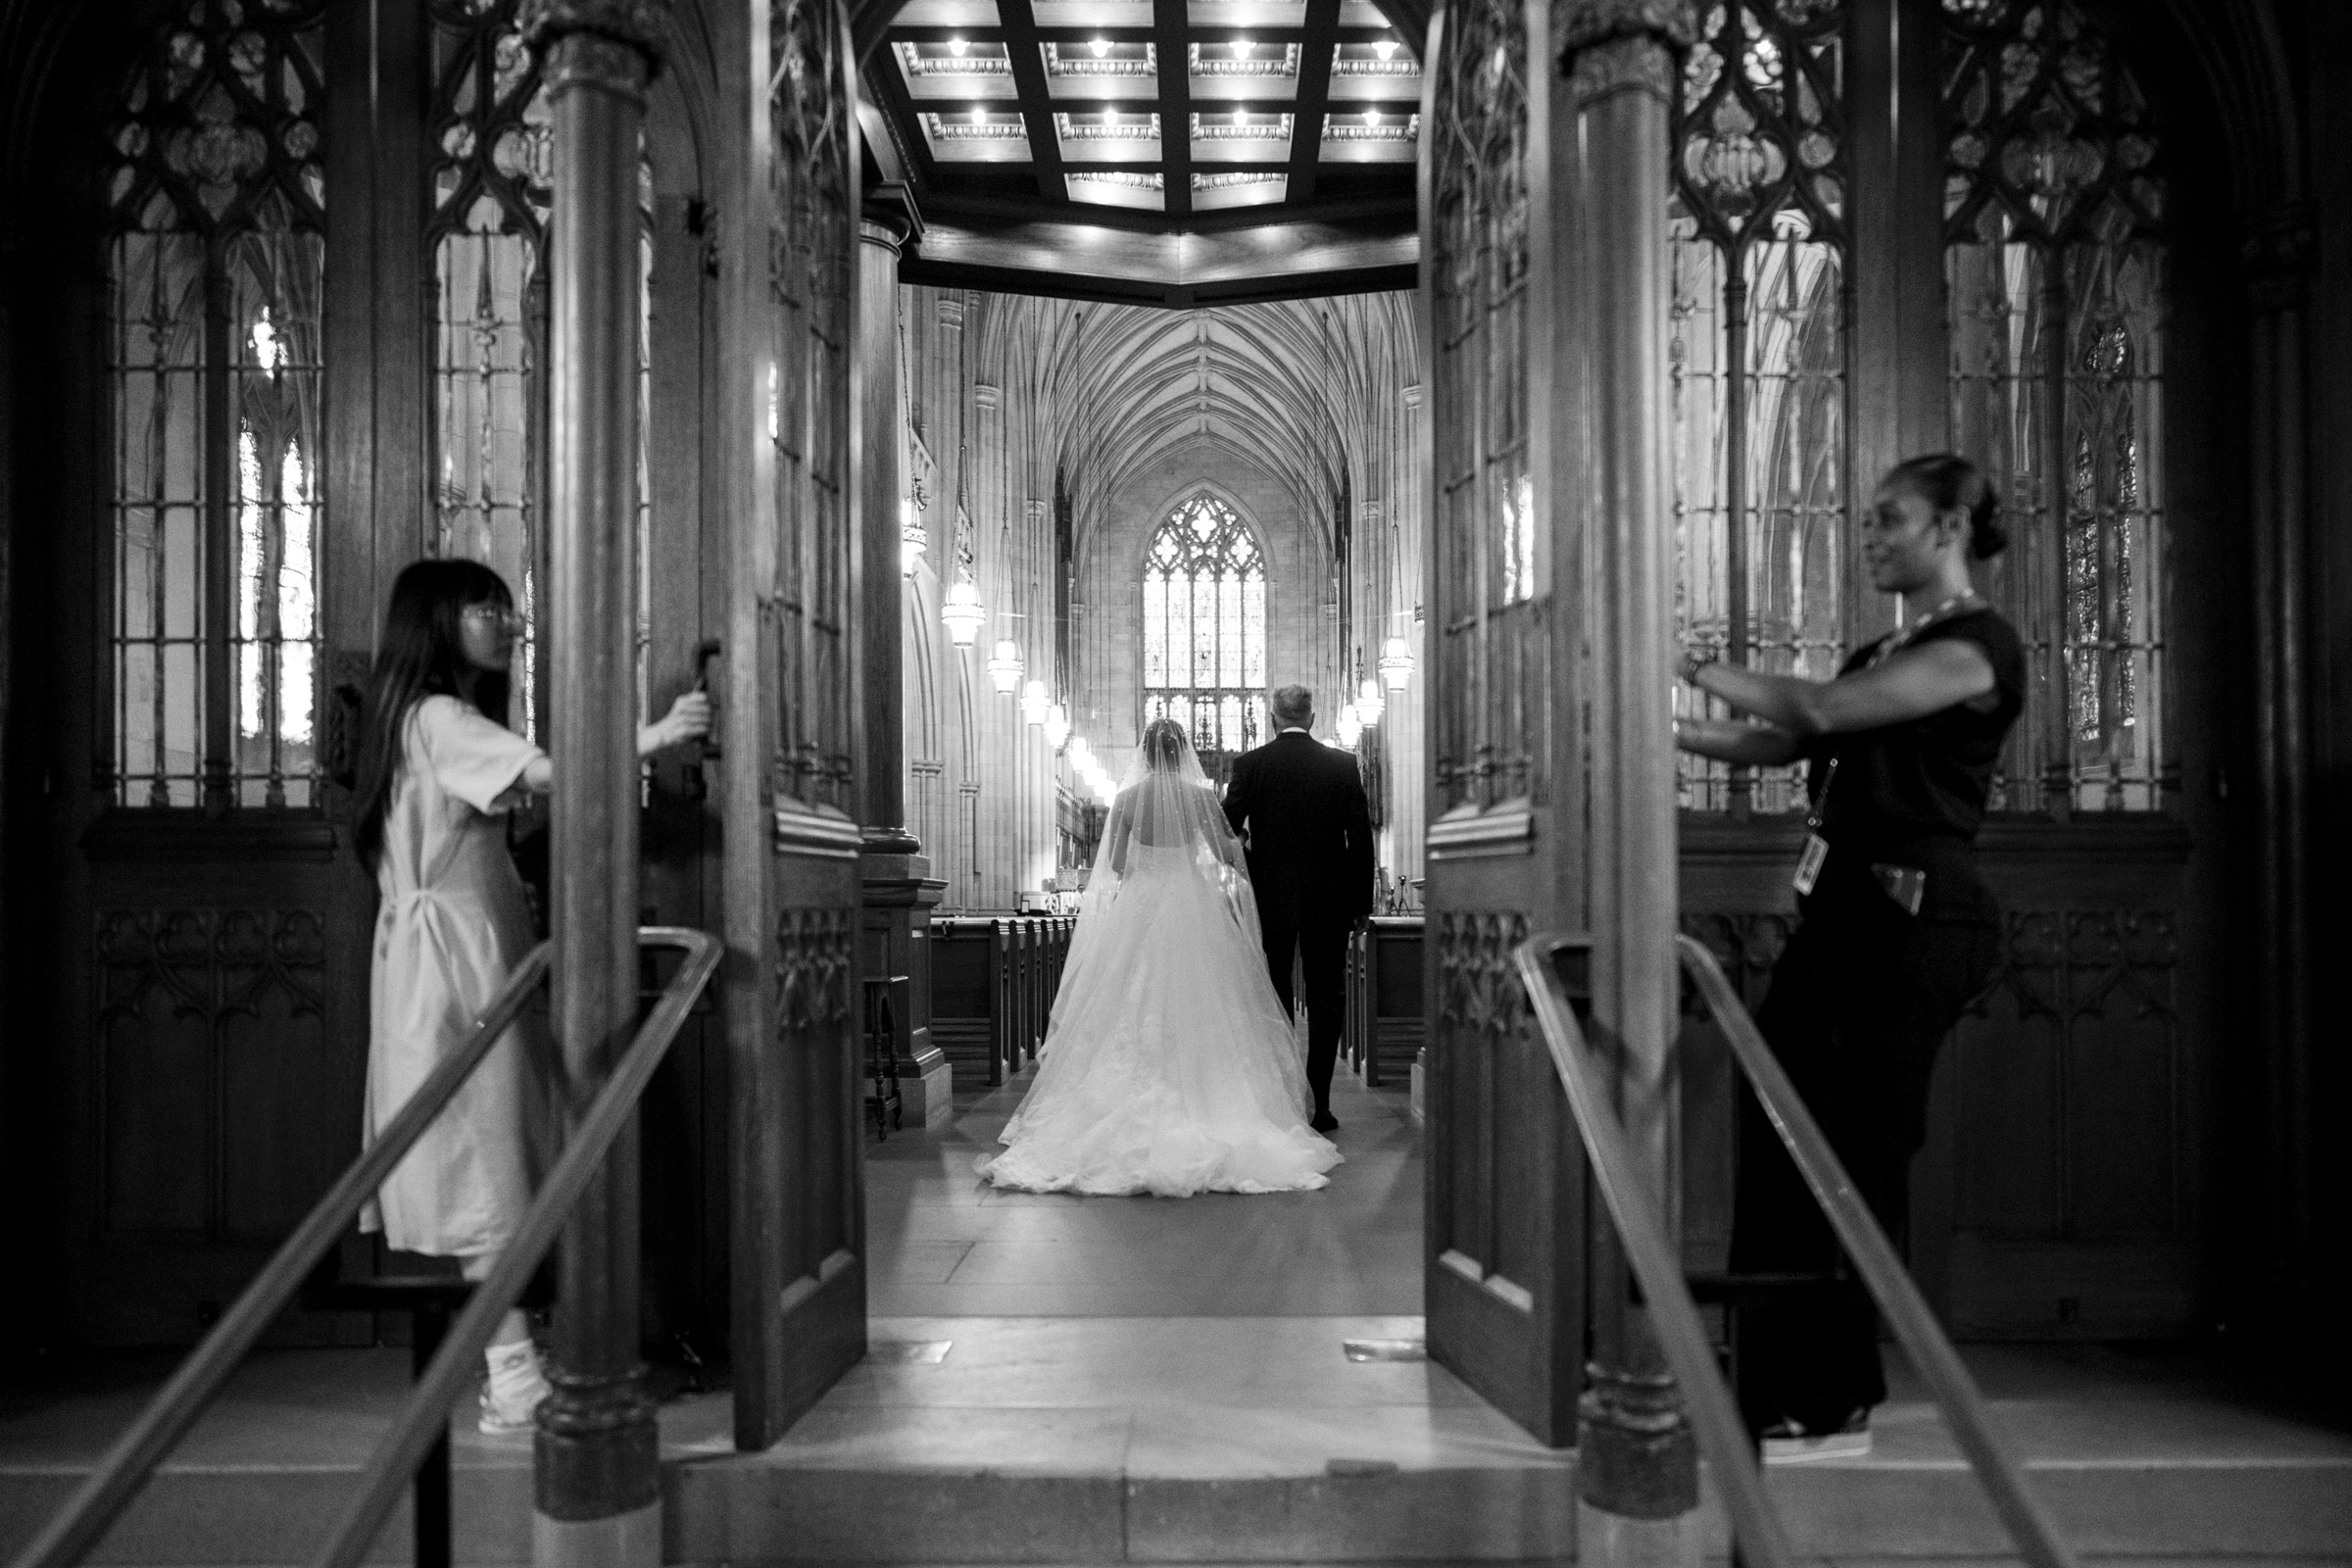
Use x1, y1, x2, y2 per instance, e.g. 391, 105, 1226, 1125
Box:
104, 0, 328, 810
1429, 0, 1544, 816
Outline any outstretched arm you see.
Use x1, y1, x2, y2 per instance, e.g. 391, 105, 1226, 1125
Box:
1686, 640, 1994, 736
1673, 717, 1804, 766
515, 691, 710, 793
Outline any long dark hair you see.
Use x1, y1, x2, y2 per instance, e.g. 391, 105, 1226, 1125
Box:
354, 558, 515, 871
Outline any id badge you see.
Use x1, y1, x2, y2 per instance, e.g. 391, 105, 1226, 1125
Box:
1792, 832, 1829, 896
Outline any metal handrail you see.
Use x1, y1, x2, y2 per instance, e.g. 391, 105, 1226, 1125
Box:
14, 927, 723, 1568
13, 942, 556, 1568
310, 925, 720, 1567
1673, 933, 2076, 1568
1512, 934, 1799, 1568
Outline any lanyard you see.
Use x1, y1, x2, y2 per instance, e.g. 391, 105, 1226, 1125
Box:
1866, 591, 1982, 669
1803, 755, 1839, 834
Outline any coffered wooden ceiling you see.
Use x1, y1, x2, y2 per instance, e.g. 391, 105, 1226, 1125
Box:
856, 0, 1422, 306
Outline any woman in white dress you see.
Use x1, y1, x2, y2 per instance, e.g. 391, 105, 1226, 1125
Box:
352, 559, 707, 1431
978, 718, 1342, 1197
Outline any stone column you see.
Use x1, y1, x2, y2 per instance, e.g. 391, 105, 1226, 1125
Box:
520, 1, 661, 1562
1559, 5, 1700, 1567
856, 198, 950, 1124
2243, 203, 2316, 1320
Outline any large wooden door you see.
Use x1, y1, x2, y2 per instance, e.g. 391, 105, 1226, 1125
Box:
11, 0, 376, 1348
1417, 0, 1590, 1446
716, 0, 871, 1448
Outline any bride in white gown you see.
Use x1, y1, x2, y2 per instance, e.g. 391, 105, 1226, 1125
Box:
977, 718, 1343, 1197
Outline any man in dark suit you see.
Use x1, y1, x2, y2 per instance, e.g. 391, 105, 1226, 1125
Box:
1221, 683, 1377, 1133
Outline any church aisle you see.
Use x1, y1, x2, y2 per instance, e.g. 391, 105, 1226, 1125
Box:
862, 1067, 1421, 1317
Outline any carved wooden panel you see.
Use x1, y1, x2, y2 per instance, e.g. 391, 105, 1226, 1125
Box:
95, 906, 332, 1240
1675, 896, 2194, 1332
1952, 909, 2180, 1245
776, 906, 856, 1030
1434, 909, 1534, 1285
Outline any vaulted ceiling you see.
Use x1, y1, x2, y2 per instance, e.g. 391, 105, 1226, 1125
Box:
975, 290, 1419, 538
858, 0, 1422, 306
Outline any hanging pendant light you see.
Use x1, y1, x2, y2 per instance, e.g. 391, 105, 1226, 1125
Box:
1335, 702, 1362, 749
1067, 734, 1093, 768
1379, 634, 1415, 691
1021, 678, 1050, 725
1044, 704, 1071, 750
942, 579, 984, 645
986, 638, 1023, 694
1355, 675, 1384, 725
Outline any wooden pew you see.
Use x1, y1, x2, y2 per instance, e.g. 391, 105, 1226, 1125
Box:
926, 914, 1078, 1090
1347, 915, 1425, 1087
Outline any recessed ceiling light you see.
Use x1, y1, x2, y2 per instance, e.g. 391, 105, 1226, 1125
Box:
948, 34, 967, 55
1233, 107, 1247, 126
1232, 34, 1251, 58
1373, 35, 1397, 61
1365, 108, 1380, 125
970, 105, 987, 123
1088, 35, 1109, 57
1104, 106, 1119, 125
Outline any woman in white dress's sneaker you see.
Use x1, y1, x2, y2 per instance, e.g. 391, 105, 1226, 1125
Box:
353, 560, 708, 1433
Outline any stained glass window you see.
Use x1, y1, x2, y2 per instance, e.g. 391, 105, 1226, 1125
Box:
1142, 495, 1267, 757
107, 0, 327, 808
1671, 0, 1848, 814
427, 0, 653, 739
1944, 0, 2167, 812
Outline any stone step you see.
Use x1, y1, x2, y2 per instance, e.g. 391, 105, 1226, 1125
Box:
6, 1434, 2347, 1564
662, 1429, 2352, 1565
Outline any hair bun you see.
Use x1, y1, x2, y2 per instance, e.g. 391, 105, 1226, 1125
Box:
1887, 452, 2005, 561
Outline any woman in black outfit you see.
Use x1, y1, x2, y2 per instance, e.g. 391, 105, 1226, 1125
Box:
1674, 454, 2024, 1462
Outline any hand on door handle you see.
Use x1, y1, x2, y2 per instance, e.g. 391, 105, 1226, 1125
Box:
693, 639, 723, 760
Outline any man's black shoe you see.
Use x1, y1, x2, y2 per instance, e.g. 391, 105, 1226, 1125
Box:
1310, 1109, 1340, 1134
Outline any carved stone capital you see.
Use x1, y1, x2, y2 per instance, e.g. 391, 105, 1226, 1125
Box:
1554, 0, 1697, 54
975, 382, 1001, 410
1568, 30, 1678, 108
1401, 381, 1421, 410
520, 0, 663, 89
938, 291, 967, 328
860, 216, 908, 254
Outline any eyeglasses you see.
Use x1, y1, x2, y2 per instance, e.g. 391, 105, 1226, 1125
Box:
462, 604, 523, 630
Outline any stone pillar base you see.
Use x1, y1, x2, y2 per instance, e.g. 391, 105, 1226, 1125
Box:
896, 1053, 956, 1128
1573, 1501, 1699, 1568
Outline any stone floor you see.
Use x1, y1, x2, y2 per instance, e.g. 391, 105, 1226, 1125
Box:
5, 1064, 2350, 1563
863, 1063, 1423, 1317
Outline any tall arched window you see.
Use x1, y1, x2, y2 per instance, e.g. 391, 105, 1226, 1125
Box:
1142, 495, 1266, 758
1669, 0, 1850, 815
1943, 0, 2167, 812
106, 0, 327, 808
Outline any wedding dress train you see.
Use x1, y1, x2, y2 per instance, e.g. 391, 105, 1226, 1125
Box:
976, 727, 1341, 1198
